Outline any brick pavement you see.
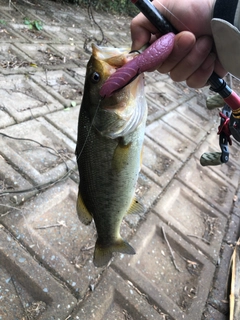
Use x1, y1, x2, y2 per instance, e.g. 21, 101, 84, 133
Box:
0, 1, 239, 319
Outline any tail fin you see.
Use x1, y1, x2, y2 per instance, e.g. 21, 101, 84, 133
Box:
93, 238, 135, 267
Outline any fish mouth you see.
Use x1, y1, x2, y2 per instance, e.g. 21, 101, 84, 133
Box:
93, 43, 140, 94
93, 44, 143, 106
91, 44, 147, 139
93, 44, 132, 67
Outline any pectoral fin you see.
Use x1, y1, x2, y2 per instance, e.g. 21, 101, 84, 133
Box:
76, 190, 92, 225
93, 238, 135, 267
127, 197, 144, 215
112, 138, 132, 173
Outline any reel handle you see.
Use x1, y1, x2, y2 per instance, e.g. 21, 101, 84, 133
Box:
200, 152, 224, 166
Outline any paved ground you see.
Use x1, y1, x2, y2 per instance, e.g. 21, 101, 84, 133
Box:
0, 1, 239, 319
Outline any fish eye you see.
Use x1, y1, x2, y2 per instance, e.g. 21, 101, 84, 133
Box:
90, 71, 101, 83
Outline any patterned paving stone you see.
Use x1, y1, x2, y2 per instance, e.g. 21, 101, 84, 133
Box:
66, 66, 91, 84
0, 108, 15, 128
59, 27, 87, 45
74, 268, 167, 320
206, 191, 240, 318
50, 43, 89, 64
206, 193, 240, 318
203, 305, 228, 320
0, 23, 26, 42
0, 7, 35, 24
0, 154, 35, 216
1, 176, 142, 295
14, 42, 78, 69
1, 179, 102, 298
144, 72, 170, 84
148, 79, 192, 104
0, 118, 75, 185
153, 179, 228, 263
0, 43, 36, 74
27, 8, 62, 25
146, 97, 166, 122
145, 81, 178, 110
142, 136, 182, 188
178, 96, 219, 131
45, 105, 80, 142
145, 80, 195, 123
42, 25, 81, 44
31, 69, 83, 107
0, 1, 238, 319
161, 110, 207, 144
0, 74, 63, 122
112, 213, 215, 320
207, 242, 232, 317
0, 7, 16, 22
0, 225, 77, 320
177, 157, 237, 216
145, 119, 197, 161
9, 23, 55, 43
1, 174, 161, 297
56, 11, 93, 28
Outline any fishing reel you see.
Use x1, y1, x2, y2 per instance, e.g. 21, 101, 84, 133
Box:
200, 102, 240, 166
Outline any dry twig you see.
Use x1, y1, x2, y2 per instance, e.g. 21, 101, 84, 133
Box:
187, 234, 210, 244
34, 220, 67, 229
162, 226, 181, 272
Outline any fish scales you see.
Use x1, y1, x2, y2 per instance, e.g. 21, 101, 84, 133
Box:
77, 109, 144, 218
76, 44, 147, 267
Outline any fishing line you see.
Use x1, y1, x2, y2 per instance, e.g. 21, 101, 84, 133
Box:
75, 97, 102, 163
154, 0, 191, 32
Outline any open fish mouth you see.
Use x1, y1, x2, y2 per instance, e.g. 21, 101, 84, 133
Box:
93, 43, 142, 97
91, 44, 147, 139
93, 44, 133, 67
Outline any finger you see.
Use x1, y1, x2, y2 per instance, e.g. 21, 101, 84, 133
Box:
131, 13, 160, 50
169, 35, 214, 82
186, 53, 216, 88
157, 31, 196, 73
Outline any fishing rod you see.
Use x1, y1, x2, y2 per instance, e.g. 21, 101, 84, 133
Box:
131, 0, 240, 166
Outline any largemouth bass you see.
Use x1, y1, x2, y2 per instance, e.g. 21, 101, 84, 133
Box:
76, 34, 175, 267
76, 44, 147, 267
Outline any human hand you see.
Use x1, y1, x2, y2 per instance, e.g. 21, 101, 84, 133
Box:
131, 0, 227, 88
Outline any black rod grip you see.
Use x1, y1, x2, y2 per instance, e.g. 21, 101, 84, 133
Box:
131, 0, 177, 34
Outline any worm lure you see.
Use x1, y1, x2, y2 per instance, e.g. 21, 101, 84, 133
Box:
99, 32, 175, 98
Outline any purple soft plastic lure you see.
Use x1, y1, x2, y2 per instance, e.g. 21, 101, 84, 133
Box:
99, 33, 175, 98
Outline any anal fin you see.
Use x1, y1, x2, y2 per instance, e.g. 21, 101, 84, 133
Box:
127, 197, 144, 215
